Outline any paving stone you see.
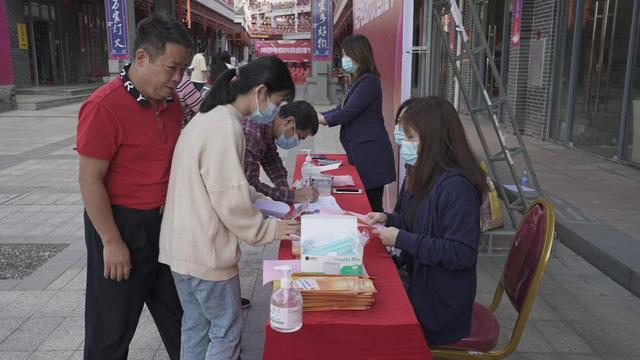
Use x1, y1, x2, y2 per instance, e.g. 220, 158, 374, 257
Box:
0, 317, 64, 351
569, 319, 640, 356
497, 319, 553, 353
34, 291, 84, 317
127, 349, 157, 360
129, 318, 163, 350
0, 281, 19, 291
243, 301, 269, 333
0, 351, 31, 360
240, 331, 264, 360
0, 318, 28, 344
0, 291, 55, 318
153, 348, 170, 359
532, 320, 595, 354
37, 317, 83, 351
25, 350, 73, 360
12, 267, 67, 291
0, 292, 22, 306
61, 270, 85, 291
46, 269, 83, 291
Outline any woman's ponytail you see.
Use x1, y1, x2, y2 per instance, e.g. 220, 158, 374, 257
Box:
200, 56, 295, 113
200, 68, 238, 112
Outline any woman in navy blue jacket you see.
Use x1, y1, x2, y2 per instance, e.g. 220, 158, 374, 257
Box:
369, 96, 488, 346
318, 35, 395, 211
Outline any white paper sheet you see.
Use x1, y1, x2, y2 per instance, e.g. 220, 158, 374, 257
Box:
254, 199, 291, 219
332, 175, 355, 187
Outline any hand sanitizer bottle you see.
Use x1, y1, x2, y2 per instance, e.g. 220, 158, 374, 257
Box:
301, 149, 313, 186
270, 265, 303, 333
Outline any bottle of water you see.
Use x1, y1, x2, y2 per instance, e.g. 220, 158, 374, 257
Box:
520, 168, 529, 187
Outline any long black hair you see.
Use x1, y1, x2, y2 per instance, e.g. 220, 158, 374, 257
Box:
341, 34, 380, 79
401, 96, 488, 197
200, 56, 295, 113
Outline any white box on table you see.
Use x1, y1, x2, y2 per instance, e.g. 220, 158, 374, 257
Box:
300, 215, 363, 275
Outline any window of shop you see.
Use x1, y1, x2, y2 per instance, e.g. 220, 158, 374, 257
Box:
23, 0, 107, 86
552, 0, 640, 164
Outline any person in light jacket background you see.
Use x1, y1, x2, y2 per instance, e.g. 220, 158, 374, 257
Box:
318, 34, 396, 212
369, 96, 488, 346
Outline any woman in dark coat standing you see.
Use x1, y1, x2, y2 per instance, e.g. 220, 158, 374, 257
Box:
318, 35, 395, 212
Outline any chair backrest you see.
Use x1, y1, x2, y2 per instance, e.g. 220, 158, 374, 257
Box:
501, 198, 555, 313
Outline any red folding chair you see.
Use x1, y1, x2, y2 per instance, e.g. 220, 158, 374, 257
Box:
431, 198, 556, 359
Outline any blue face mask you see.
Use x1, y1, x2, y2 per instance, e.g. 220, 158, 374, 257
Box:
249, 91, 279, 124
276, 122, 299, 149
393, 125, 405, 145
341, 56, 357, 74
400, 141, 419, 166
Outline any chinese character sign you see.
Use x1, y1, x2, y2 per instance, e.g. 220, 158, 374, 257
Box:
105, 0, 129, 60
311, 0, 332, 61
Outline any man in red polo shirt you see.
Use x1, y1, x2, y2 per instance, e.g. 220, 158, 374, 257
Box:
76, 14, 192, 360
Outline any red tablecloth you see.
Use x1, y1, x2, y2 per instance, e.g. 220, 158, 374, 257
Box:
262, 154, 432, 359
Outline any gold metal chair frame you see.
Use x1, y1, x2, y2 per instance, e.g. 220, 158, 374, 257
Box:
431, 198, 556, 360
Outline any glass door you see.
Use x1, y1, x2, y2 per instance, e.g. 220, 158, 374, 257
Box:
570, 0, 634, 159
623, 4, 640, 164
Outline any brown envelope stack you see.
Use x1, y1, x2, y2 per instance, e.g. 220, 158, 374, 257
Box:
275, 274, 377, 311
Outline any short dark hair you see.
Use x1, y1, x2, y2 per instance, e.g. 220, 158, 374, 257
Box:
200, 56, 295, 112
219, 50, 231, 64
133, 13, 194, 62
401, 96, 488, 197
279, 101, 319, 135
342, 34, 380, 79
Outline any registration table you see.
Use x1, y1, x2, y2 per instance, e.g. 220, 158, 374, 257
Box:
262, 154, 432, 359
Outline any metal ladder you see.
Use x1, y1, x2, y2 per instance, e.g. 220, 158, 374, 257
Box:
432, 0, 543, 227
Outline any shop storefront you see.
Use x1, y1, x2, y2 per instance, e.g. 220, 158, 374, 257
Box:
551, 0, 640, 165
406, 0, 640, 167
22, 0, 108, 85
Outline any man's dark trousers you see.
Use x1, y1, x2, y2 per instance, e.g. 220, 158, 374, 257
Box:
83, 206, 182, 360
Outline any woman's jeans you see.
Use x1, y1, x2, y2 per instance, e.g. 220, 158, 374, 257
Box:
172, 272, 242, 360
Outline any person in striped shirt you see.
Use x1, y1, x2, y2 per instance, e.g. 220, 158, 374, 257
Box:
176, 72, 203, 126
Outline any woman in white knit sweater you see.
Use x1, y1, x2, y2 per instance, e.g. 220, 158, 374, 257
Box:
159, 56, 298, 360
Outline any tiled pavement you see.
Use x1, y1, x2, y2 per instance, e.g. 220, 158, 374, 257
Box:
0, 103, 639, 359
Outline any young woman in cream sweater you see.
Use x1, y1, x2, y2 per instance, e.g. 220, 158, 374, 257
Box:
159, 56, 298, 360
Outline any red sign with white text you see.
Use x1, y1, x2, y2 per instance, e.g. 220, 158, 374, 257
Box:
255, 40, 311, 62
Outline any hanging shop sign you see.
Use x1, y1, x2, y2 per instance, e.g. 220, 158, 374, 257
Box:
105, 0, 129, 60
311, 0, 332, 61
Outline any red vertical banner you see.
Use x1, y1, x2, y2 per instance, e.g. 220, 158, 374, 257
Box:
0, 0, 14, 85
511, 0, 523, 46
353, 0, 404, 208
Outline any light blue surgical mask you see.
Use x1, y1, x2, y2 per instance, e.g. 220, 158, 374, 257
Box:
400, 141, 419, 166
276, 122, 299, 149
341, 56, 357, 74
250, 91, 279, 124
393, 125, 405, 145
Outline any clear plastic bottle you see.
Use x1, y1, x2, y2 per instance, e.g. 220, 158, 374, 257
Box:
300, 149, 313, 186
270, 265, 303, 333
520, 168, 529, 187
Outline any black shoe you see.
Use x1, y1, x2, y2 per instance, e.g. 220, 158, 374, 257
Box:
241, 297, 251, 310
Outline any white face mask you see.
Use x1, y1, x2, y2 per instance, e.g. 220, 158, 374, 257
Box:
249, 89, 279, 124
276, 122, 299, 149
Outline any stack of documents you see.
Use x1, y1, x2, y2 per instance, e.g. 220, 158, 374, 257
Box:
280, 275, 376, 311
